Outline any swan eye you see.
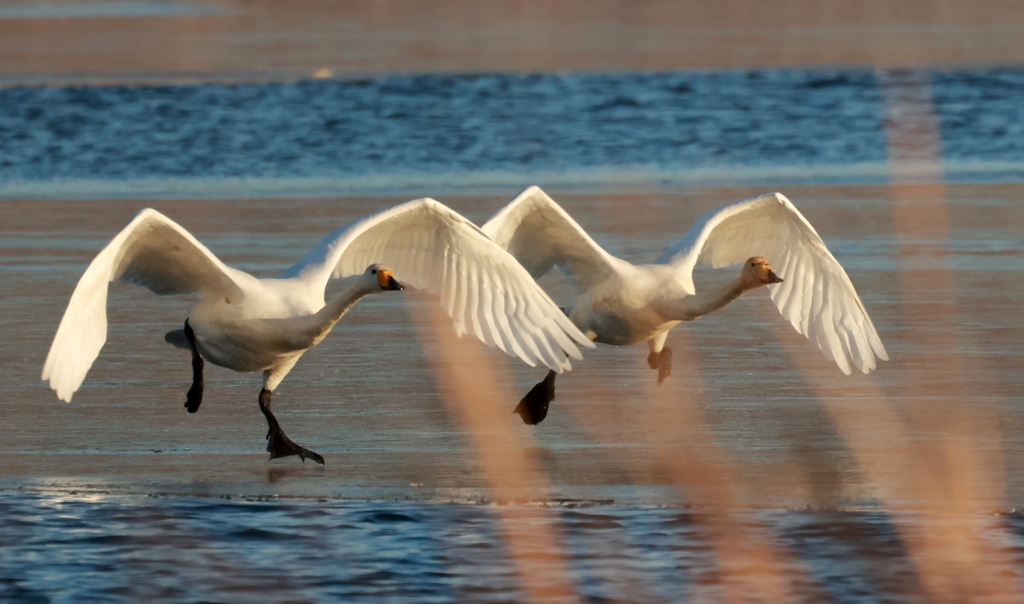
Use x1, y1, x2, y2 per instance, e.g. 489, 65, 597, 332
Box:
750, 262, 756, 267
371, 269, 377, 274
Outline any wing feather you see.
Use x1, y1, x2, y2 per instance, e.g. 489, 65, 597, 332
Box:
42, 209, 248, 402
452, 258, 470, 338
482, 186, 628, 294
491, 278, 528, 362
661, 192, 887, 374
281, 198, 592, 372
509, 295, 544, 367
475, 273, 499, 350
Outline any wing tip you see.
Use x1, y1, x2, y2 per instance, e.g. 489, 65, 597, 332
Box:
519, 356, 539, 368
512, 184, 550, 206
48, 381, 75, 402
403, 197, 444, 212
133, 207, 168, 224
559, 318, 596, 349
844, 348, 890, 376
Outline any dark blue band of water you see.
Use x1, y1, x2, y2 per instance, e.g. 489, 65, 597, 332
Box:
0, 68, 1022, 188
6, 492, 1019, 603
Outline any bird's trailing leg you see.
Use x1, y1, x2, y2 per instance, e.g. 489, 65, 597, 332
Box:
183, 320, 204, 413
258, 388, 324, 465
647, 347, 673, 386
514, 370, 556, 425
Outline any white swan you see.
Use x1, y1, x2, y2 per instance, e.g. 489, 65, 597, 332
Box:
482, 187, 888, 424
42, 198, 594, 462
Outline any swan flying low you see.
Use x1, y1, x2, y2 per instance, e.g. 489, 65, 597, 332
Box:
42, 198, 594, 463
481, 187, 888, 425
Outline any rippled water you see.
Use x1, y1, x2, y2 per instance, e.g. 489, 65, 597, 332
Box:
2, 491, 1022, 603
1, 67, 1023, 197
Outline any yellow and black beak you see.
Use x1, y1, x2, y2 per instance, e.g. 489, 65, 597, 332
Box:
377, 269, 404, 291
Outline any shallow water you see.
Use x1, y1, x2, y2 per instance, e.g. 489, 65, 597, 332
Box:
2, 66, 1024, 601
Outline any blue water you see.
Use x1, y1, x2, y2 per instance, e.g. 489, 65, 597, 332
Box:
1, 68, 1023, 197
3, 491, 1020, 603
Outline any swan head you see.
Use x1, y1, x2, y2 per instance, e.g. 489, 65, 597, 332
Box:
365, 264, 404, 292
742, 256, 783, 288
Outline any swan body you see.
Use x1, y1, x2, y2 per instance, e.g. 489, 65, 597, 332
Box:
43, 197, 593, 460
483, 187, 887, 423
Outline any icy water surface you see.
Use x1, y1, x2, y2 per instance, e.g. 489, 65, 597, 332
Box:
1, 67, 1024, 197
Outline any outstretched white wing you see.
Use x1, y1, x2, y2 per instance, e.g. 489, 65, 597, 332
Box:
282, 197, 594, 373
481, 186, 629, 293
42, 209, 249, 401
659, 192, 887, 375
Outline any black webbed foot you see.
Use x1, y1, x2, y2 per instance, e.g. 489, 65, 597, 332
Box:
183, 320, 204, 413
265, 423, 325, 465
647, 346, 673, 386
514, 370, 556, 425
185, 380, 203, 414
258, 389, 324, 465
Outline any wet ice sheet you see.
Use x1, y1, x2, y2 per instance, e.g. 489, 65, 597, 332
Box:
2, 185, 1023, 504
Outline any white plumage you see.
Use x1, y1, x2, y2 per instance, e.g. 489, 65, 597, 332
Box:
484, 186, 887, 381
43, 198, 593, 403
657, 192, 887, 375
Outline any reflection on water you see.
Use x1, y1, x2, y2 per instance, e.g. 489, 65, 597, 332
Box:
2, 491, 1021, 603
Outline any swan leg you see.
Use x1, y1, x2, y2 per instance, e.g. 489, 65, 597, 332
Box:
646, 332, 672, 385
513, 370, 556, 425
646, 347, 673, 385
258, 388, 324, 465
183, 320, 204, 413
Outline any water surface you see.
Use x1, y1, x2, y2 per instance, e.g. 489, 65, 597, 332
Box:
3, 491, 1023, 603
2, 68, 1023, 198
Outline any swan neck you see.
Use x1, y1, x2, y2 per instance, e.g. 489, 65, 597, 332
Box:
670, 277, 752, 321
282, 281, 375, 352
320, 281, 374, 326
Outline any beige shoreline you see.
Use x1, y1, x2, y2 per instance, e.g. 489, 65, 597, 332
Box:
2, 0, 1024, 87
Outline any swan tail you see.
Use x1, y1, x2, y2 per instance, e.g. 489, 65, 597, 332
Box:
164, 329, 191, 350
